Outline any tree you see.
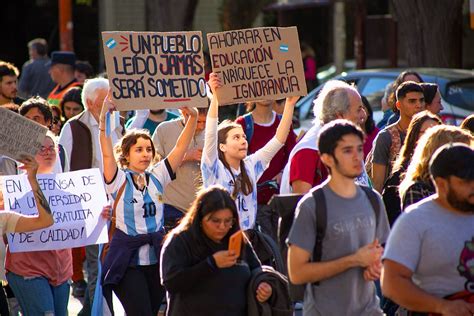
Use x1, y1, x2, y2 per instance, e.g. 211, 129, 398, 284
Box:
146, 0, 199, 31
391, 0, 464, 68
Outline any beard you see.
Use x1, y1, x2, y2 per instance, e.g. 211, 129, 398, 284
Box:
333, 157, 363, 179
446, 186, 474, 214
150, 109, 165, 115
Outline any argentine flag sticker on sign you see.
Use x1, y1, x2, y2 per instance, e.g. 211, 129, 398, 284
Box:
106, 38, 117, 49
279, 44, 289, 52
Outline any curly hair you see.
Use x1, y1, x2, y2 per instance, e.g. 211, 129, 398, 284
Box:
114, 129, 157, 169
399, 125, 473, 199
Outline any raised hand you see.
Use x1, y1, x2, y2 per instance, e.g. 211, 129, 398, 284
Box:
18, 155, 39, 180
285, 96, 300, 106
208, 73, 222, 96
180, 106, 198, 118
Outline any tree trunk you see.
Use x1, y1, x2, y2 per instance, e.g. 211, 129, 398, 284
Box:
146, 0, 199, 31
391, 0, 463, 68
219, 0, 269, 30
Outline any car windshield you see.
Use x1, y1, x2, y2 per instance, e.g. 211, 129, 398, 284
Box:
443, 80, 474, 111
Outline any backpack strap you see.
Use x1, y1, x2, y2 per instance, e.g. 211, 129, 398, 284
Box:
311, 187, 327, 286
359, 185, 380, 226
243, 113, 254, 143
100, 180, 127, 263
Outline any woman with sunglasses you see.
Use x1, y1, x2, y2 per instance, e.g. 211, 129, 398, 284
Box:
4, 132, 72, 316
202, 73, 298, 230
160, 186, 272, 316
99, 93, 198, 316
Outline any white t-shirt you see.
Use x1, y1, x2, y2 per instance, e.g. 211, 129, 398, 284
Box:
106, 160, 173, 265
201, 117, 283, 230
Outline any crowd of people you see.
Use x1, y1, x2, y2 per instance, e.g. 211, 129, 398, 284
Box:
0, 37, 473, 316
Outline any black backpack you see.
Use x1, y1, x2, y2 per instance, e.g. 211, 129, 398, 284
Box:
270, 184, 381, 300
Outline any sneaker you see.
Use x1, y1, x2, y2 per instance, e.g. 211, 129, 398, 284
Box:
72, 279, 87, 298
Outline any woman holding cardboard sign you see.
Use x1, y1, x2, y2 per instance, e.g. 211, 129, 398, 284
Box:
4, 132, 72, 316
201, 72, 298, 231
98, 91, 198, 316
160, 185, 272, 316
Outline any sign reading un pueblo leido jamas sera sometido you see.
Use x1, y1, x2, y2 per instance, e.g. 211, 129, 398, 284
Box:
207, 27, 307, 105
102, 31, 208, 110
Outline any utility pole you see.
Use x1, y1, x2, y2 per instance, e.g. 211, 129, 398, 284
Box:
333, 0, 346, 74
59, 0, 74, 51
354, 0, 366, 69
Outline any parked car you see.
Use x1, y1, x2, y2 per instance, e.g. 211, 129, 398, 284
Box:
296, 68, 474, 130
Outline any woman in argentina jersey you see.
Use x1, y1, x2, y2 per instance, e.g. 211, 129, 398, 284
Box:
99, 94, 198, 316
201, 73, 298, 230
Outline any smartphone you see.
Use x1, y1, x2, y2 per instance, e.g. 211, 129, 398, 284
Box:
228, 230, 243, 258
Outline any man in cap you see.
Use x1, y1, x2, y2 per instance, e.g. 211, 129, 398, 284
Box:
47, 51, 82, 107
382, 143, 474, 316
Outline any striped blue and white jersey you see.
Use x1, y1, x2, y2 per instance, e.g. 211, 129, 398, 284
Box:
201, 117, 283, 230
106, 160, 173, 266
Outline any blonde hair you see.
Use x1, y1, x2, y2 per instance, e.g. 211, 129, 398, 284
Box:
399, 125, 473, 199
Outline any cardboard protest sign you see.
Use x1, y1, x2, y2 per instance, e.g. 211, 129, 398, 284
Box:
207, 26, 307, 105
2, 168, 108, 252
102, 31, 208, 110
0, 108, 48, 161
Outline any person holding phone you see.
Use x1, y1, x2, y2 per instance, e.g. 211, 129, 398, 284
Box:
160, 186, 272, 316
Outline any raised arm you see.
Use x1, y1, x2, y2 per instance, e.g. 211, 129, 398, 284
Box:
14, 156, 54, 232
275, 96, 298, 143
99, 92, 118, 183
207, 73, 221, 119
165, 107, 198, 172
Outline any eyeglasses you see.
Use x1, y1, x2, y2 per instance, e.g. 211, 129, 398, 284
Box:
38, 146, 56, 156
208, 216, 235, 227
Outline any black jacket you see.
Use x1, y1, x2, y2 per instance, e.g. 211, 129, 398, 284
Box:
247, 265, 293, 316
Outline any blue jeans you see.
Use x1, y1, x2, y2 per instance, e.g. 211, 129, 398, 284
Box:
6, 272, 70, 316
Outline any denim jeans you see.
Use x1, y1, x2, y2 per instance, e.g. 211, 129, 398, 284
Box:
6, 272, 70, 316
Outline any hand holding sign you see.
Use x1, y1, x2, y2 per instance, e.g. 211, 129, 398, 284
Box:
17, 155, 39, 181
180, 107, 198, 118
208, 73, 223, 103
100, 90, 116, 124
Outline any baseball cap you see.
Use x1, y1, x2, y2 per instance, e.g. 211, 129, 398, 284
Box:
429, 143, 474, 180
46, 51, 76, 67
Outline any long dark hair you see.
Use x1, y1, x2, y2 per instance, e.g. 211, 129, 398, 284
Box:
167, 186, 241, 245
361, 96, 376, 134
392, 111, 442, 173
217, 120, 253, 197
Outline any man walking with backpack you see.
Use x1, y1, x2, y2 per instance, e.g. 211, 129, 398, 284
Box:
287, 119, 390, 315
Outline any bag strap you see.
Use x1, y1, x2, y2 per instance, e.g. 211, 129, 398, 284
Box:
360, 185, 380, 226
311, 187, 327, 286
243, 113, 254, 143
